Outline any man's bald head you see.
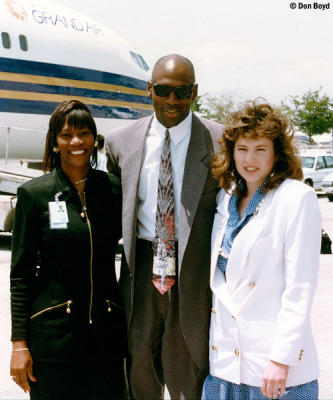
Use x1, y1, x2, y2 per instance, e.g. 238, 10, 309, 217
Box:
147, 54, 198, 128
152, 54, 196, 83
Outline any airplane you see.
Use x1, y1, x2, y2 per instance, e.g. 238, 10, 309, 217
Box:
0, 0, 153, 161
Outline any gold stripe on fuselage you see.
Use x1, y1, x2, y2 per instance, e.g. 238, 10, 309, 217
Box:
0, 72, 148, 97
0, 90, 153, 111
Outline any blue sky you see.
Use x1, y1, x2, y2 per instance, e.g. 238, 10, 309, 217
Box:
54, 0, 333, 105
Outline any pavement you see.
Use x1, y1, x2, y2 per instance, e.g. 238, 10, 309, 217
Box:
0, 196, 332, 400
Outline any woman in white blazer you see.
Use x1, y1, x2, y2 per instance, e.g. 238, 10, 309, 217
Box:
202, 100, 321, 400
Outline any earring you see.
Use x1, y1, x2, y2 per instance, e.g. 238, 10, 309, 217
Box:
94, 141, 98, 148
52, 146, 59, 153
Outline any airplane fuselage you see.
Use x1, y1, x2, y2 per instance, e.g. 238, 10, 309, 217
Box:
0, 0, 152, 160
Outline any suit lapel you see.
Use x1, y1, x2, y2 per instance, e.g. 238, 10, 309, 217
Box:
210, 192, 230, 278
210, 190, 275, 316
179, 114, 211, 267
210, 195, 241, 317
121, 116, 153, 272
226, 190, 274, 293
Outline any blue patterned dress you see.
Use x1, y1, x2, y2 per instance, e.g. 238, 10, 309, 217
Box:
202, 374, 318, 400
202, 185, 318, 400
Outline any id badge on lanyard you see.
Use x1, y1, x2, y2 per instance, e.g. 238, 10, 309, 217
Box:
48, 192, 69, 229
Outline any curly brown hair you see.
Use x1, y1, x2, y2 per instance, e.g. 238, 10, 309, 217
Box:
212, 99, 303, 196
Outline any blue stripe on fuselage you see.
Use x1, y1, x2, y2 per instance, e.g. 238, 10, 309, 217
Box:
0, 80, 152, 104
0, 57, 148, 90
0, 98, 152, 119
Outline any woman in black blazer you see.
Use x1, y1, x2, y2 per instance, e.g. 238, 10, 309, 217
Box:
10, 100, 126, 399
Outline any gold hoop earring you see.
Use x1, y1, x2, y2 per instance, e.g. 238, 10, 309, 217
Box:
52, 146, 59, 153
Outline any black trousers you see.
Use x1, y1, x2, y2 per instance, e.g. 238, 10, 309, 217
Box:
127, 239, 207, 400
30, 356, 125, 400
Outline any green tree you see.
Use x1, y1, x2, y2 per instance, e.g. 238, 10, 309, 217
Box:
195, 92, 239, 123
190, 95, 202, 113
282, 88, 333, 139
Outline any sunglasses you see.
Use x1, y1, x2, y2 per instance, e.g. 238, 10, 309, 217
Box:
152, 82, 195, 100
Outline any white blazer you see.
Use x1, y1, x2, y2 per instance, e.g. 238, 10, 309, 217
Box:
209, 179, 322, 387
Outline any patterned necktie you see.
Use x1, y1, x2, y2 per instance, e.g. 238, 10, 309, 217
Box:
152, 129, 176, 295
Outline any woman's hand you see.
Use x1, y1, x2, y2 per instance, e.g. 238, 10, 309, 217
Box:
10, 340, 36, 393
261, 360, 289, 399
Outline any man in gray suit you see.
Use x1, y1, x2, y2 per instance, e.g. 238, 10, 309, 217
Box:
106, 54, 222, 399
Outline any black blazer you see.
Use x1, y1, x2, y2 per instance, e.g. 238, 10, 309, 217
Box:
10, 167, 126, 362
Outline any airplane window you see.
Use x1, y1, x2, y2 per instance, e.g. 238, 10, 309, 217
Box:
1, 32, 11, 49
19, 35, 28, 51
137, 54, 149, 71
130, 51, 141, 69
129, 51, 149, 72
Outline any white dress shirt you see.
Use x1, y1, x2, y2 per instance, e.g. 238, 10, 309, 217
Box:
137, 111, 192, 240
96, 151, 107, 172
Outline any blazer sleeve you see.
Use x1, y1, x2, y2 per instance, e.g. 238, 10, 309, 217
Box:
107, 172, 122, 242
105, 134, 121, 178
269, 188, 322, 366
10, 185, 39, 341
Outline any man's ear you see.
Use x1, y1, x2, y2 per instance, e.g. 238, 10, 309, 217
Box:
191, 84, 198, 102
147, 80, 153, 98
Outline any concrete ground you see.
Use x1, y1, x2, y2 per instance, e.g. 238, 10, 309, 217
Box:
0, 196, 332, 400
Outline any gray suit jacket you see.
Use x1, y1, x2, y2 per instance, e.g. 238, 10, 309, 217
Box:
105, 113, 222, 370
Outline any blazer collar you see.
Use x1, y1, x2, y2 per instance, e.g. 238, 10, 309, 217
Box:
217, 190, 230, 216
53, 167, 76, 201
217, 186, 274, 218
212, 188, 276, 296
211, 184, 293, 318
178, 114, 212, 266
53, 166, 99, 202
124, 115, 153, 160
121, 116, 153, 272
121, 115, 153, 193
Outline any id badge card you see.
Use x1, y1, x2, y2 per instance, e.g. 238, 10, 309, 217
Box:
49, 201, 69, 229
